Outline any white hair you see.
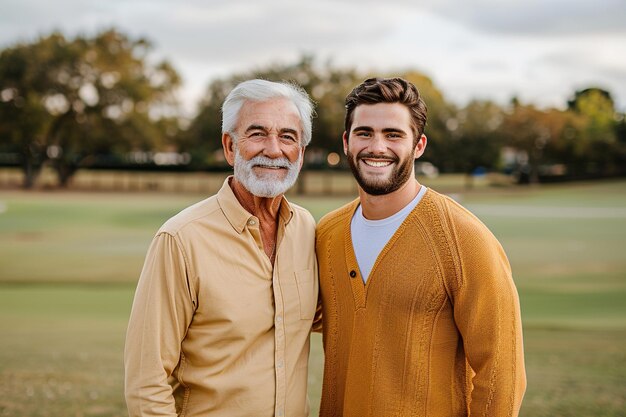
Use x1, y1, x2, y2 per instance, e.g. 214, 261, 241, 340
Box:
221, 79, 314, 146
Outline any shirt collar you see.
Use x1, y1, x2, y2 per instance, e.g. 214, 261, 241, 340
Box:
217, 176, 294, 234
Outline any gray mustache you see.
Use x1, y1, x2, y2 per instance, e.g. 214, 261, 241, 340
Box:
249, 156, 292, 169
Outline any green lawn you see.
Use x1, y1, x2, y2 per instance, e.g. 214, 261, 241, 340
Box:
0, 179, 625, 416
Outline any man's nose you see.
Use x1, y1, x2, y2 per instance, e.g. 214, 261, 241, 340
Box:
262, 135, 283, 157
367, 134, 387, 154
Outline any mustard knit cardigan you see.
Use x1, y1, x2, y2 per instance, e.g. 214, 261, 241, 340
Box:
316, 189, 526, 417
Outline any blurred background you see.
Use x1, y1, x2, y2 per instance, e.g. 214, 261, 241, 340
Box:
0, 1, 625, 416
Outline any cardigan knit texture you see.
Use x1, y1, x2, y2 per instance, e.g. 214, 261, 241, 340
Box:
315, 188, 526, 417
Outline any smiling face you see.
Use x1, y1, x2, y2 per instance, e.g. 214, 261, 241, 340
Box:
344, 102, 426, 196
222, 98, 305, 198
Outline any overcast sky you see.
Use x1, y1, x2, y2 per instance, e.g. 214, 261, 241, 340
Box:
2, 0, 625, 115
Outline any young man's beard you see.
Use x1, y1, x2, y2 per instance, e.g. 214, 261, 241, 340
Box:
347, 150, 414, 196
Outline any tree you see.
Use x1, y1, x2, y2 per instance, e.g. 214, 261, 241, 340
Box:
395, 71, 455, 173
448, 100, 505, 187
180, 56, 361, 168
499, 102, 550, 183
615, 112, 626, 172
0, 29, 181, 187
181, 58, 458, 175
567, 87, 620, 175
498, 100, 583, 183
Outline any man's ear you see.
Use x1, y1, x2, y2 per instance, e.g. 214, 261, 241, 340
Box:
342, 131, 349, 155
414, 134, 427, 159
298, 146, 306, 169
222, 132, 236, 167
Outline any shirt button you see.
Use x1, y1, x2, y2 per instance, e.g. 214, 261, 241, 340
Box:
277, 410, 284, 417
277, 360, 284, 368
349, 270, 357, 278
276, 316, 282, 323
247, 219, 256, 226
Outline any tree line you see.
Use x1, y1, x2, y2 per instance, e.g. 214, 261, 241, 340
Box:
1, 29, 625, 188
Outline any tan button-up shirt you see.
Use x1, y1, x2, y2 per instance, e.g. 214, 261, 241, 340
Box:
125, 178, 318, 417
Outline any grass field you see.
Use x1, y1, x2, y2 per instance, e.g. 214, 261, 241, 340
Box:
0, 178, 625, 416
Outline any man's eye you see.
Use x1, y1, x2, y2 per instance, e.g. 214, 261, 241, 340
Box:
281, 135, 297, 142
355, 131, 371, 137
387, 133, 401, 139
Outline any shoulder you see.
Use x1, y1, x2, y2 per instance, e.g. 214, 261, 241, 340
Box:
422, 189, 495, 241
429, 189, 509, 268
158, 194, 222, 237
424, 190, 511, 290
287, 201, 317, 231
316, 199, 358, 240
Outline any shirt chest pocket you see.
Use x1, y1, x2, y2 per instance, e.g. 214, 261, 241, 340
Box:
294, 269, 317, 320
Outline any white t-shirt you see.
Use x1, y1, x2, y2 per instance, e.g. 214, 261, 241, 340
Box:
351, 186, 427, 283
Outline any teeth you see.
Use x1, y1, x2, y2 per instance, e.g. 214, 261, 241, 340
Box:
363, 160, 392, 168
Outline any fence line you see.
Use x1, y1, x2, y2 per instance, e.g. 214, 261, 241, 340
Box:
0, 168, 360, 196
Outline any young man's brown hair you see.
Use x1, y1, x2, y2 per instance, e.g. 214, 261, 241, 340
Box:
344, 77, 428, 143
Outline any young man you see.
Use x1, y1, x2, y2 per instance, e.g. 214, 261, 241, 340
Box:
316, 77, 526, 416
125, 80, 318, 417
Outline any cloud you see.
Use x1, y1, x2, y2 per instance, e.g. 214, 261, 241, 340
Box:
124, 1, 399, 65
419, 0, 626, 36
1, 0, 625, 111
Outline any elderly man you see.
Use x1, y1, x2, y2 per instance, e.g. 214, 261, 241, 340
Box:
125, 79, 318, 417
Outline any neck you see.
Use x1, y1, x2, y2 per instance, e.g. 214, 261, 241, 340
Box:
230, 177, 282, 223
230, 177, 282, 263
358, 178, 421, 220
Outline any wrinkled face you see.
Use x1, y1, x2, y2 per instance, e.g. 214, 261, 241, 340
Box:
225, 98, 304, 198
344, 102, 425, 196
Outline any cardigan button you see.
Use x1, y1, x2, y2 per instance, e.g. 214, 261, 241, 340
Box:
349, 270, 357, 278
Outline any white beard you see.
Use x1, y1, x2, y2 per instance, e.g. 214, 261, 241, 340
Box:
234, 149, 302, 198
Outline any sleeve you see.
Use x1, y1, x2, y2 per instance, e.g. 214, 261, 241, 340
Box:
311, 255, 323, 333
451, 225, 526, 417
124, 232, 196, 417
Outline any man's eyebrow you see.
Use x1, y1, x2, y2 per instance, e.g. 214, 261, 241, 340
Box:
280, 128, 299, 136
381, 128, 408, 135
352, 126, 408, 135
244, 124, 268, 133
244, 125, 299, 136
